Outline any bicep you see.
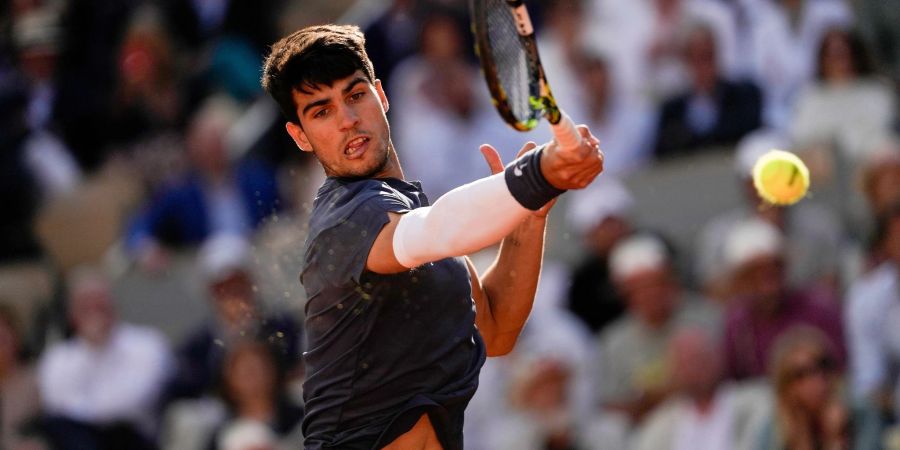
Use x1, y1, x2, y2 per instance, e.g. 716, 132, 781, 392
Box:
465, 257, 497, 349
365, 211, 409, 274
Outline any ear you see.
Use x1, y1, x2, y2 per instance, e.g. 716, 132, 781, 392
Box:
285, 122, 312, 153
374, 79, 389, 113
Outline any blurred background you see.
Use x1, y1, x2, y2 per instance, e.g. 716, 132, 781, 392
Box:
0, 0, 899, 448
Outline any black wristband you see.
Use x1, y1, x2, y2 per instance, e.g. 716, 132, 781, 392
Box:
504, 145, 567, 210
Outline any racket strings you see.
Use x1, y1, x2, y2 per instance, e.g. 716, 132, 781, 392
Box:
484, 0, 537, 124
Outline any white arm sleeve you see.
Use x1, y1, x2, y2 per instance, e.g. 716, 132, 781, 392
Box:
392, 172, 532, 268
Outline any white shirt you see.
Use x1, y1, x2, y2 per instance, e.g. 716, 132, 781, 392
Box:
38, 323, 172, 434
672, 389, 735, 450
746, 0, 852, 129
845, 263, 899, 402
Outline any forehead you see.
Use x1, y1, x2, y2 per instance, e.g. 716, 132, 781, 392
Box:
291, 70, 369, 100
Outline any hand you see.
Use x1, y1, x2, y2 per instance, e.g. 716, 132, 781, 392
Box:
480, 141, 557, 218
540, 125, 604, 190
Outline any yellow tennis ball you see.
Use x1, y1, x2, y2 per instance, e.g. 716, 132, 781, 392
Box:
752, 149, 810, 206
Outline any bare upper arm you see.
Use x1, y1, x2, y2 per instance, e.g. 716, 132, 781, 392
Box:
365, 212, 410, 274
464, 257, 496, 347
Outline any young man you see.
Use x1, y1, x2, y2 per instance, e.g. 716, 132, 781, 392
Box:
261, 24, 604, 450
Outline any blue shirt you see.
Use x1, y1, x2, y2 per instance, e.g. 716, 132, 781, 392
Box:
300, 177, 486, 450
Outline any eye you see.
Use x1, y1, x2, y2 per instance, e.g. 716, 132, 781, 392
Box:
312, 108, 329, 119
349, 91, 366, 102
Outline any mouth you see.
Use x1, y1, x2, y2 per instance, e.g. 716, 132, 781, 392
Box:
344, 135, 370, 159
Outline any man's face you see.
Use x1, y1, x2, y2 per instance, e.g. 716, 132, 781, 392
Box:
618, 267, 677, 327
285, 71, 394, 179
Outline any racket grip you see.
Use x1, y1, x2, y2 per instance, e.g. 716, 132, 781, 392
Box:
551, 111, 582, 154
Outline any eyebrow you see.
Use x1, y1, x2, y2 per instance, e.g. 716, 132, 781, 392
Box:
301, 77, 369, 117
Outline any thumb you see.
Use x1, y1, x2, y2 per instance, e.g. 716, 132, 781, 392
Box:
479, 144, 505, 175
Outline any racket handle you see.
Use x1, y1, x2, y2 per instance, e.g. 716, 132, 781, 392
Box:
551, 111, 582, 154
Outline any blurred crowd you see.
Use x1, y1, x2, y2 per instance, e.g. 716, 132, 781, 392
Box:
1, 0, 899, 449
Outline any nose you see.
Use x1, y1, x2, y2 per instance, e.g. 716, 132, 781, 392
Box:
338, 104, 360, 130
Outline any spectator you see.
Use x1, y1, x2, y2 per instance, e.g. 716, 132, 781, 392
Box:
694, 130, 843, 301
167, 234, 302, 401
38, 267, 172, 450
757, 326, 881, 450
791, 28, 896, 166
654, 24, 762, 158
0, 304, 46, 450
491, 353, 613, 450
585, 0, 739, 103
565, 178, 634, 335
633, 327, 771, 450
390, 7, 520, 199
124, 95, 280, 273
845, 202, 900, 419
362, 0, 420, 94
207, 341, 304, 450
746, 0, 852, 129
721, 218, 845, 380
595, 233, 720, 424
574, 50, 655, 175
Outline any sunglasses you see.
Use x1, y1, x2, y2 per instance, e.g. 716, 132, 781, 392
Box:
787, 355, 835, 382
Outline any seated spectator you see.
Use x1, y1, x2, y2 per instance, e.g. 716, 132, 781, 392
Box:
757, 326, 881, 450
595, 233, 720, 424
695, 131, 843, 301
747, 0, 852, 129
633, 327, 771, 450
722, 218, 845, 380
574, 50, 655, 175
167, 234, 302, 400
491, 353, 613, 450
846, 203, 900, 418
0, 304, 46, 450
565, 178, 634, 335
791, 28, 896, 165
38, 267, 172, 450
125, 95, 280, 273
654, 24, 762, 158
207, 341, 304, 450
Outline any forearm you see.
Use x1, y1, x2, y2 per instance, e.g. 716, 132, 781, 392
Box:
480, 215, 547, 354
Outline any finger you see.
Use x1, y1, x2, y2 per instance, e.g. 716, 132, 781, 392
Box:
515, 141, 538, 159
479, 144, 505, 175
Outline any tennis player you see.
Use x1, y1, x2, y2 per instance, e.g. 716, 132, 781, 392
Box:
261, 24, 603, 450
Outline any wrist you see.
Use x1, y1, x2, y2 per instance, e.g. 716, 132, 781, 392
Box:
505, 145, 566, 210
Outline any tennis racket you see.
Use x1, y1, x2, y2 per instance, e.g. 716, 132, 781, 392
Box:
470, 0, 582, 152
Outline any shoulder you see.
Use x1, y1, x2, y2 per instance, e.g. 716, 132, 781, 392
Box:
599, 316, 639, 352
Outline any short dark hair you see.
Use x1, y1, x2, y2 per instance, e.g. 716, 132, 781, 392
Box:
261, 24, 376, 124
815, 27, 875, 80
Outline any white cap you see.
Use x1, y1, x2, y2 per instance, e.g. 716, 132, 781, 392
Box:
566, 177, 634, 235
608, 234, 669, 281
723, 218, 784, 274
198, 233, 252, 283
734, 130, 790, 178
220, 419, 276, 450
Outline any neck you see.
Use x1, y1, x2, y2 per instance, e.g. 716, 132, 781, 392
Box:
691, 389, 718, 414
239, 397, 275, 421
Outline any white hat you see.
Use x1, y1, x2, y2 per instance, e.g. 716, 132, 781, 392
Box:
566, 177, 634, 235
608, 234, 669, 281
220, 419, 276, 450
198, 233, 252, 283
722, 218, 784, 274
734, 130, 790, 178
